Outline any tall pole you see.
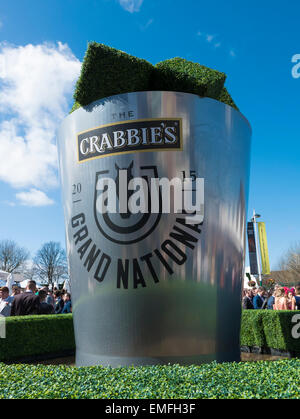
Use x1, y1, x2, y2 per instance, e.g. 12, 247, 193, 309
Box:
253, 209, 262, 286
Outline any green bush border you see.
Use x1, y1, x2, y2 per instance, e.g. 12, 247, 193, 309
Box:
0, 314, 75, 361
0, 311, 298, 362
240, 310, 300, 354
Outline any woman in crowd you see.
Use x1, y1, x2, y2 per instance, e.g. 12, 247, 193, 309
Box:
286, 289, 296, 310
61, 293, 72, 314
273, 287, 288, 310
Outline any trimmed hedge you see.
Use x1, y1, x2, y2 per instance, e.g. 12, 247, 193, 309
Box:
0, 360, 299, 398
152, 57, 226, 100
218, 87, 239, 111
0, 314, 75, 361
72, 42, 238, 111
74, 42, 153, 106
240, 310, 300, 354
1, 311, 298, 362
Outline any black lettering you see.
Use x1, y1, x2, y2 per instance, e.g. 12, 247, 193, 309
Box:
140, 253, 159, 283
77, 239, 92, 259
161, 240, 187, 265
73, 226, 89, 245
84, 244, 101, 272
170, 225, 198, 249
154, 249, 174, 275
133, 258, 146, 288
71, 213, 85, 228
117, 259, 129, 289
94, 253, 111, 282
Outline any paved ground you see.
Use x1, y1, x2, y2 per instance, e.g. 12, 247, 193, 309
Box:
21, 353, 288, 366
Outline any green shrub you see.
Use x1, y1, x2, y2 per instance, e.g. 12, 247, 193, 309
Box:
241, 310, 300, 353
218, 87, 239, 111
0, 314, 75, 361
1, 311, 298, 362
0, 360, 299, 399
74, 42, 153, 106
151, 57, 226, 99
71, 43, 238, 112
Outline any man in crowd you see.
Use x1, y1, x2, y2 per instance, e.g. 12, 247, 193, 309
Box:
0, 286, 14, 317
253, 286, 266, 309
10, 280, 40, 316
242, 289, 254, 309
267, 290, 275, 309
54, 290, 64, 314
38, 289, 55, 314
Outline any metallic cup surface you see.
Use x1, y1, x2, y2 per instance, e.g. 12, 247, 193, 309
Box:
57, 91, 251, 367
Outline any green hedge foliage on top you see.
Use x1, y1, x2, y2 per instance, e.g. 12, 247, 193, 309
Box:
151, 57, 226, 100
72, 42, 238, 111
74, 42, 153, 106
0, 360, 299, 399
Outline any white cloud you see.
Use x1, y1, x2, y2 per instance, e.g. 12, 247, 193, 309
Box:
0, 42, 81, 190
140, 18, 153, 31
197, 31, 236, 57
118, 0, 143, 13
16, 188, 55, 207
206, 34, 215, 43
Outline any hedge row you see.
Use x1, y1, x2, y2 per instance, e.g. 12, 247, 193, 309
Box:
72, 42, 238, 111
240, 310, 300, 354
0, 360, 299, 398
0, 314, 75, 361
0, 311, 299, 362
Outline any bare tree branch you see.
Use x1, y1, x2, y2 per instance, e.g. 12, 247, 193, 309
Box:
33, 242, 68, 286
0, 240, 29, 273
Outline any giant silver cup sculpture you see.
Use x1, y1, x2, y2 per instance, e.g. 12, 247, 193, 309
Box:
57, 91, 251, 367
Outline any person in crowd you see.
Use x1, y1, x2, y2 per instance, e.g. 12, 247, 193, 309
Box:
38, 290, 54, 314
61, 293, 72, 314
294, 285, 300, 310
10, 280, 40, 316
242, 289, 254, 309
11, 286, 21, 297
267, 290, 275, 310
42, 287, 55, 307
54, 290, 64, 314
286, 289, 295, 310
253, 286, 266, 309
0, 286, 14, 317
273, 287, 288, 310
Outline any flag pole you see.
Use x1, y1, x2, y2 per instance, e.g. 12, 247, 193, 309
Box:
253, 209, 262, 286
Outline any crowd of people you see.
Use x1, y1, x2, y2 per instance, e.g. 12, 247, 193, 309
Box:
0, 280, 72, 317
242, 283, 300, 310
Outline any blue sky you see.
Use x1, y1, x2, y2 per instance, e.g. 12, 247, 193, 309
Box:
0, 0, 299, 269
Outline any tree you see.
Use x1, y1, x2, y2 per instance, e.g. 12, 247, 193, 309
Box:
33, 242, 68, 286
273, 242, 300, 286
0, 239, 29, 273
